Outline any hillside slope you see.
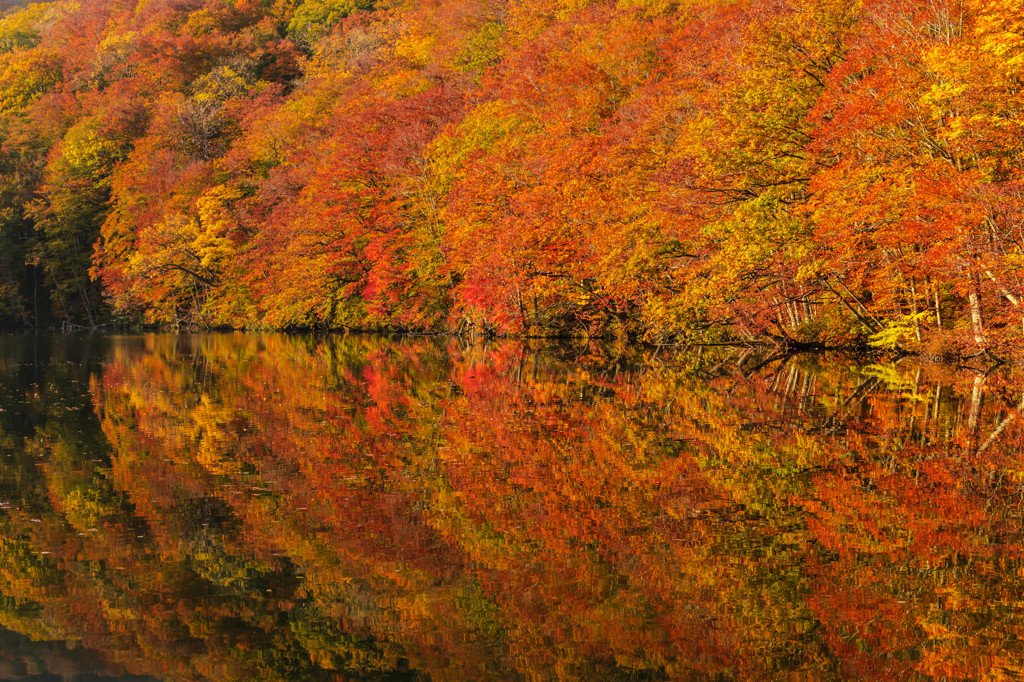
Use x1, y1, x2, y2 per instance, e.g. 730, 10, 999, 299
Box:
0, 0, 1021, 354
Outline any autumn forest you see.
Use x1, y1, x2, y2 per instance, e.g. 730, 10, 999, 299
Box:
0, 0, 1022, 351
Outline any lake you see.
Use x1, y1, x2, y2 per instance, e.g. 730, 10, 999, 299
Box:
0, 333, 1020, 680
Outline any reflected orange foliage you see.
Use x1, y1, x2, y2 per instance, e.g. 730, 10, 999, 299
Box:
0, 336, 1019, 678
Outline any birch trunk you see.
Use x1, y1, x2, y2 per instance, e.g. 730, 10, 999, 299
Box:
968, 277, 986, 345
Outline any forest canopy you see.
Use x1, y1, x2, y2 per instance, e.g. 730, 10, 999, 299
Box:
0, 0, 1022, 353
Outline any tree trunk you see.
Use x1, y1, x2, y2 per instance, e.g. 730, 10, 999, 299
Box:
909, 278, 921, 342
968, 276, 986, 345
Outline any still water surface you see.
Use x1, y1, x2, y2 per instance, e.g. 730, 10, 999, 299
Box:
0, 333, 1021, 680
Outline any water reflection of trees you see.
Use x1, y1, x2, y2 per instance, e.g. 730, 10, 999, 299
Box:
0, 334, 1020, 679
